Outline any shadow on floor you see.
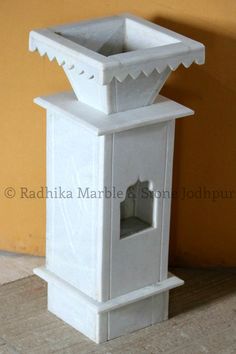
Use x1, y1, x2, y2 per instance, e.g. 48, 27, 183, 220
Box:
169, 268, 236, 317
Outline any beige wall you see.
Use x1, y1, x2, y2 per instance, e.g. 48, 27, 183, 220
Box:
0, 0, 235, 266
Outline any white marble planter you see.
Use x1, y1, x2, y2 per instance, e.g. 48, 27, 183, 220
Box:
30, 13, 204, 114
30, 13, 205, 343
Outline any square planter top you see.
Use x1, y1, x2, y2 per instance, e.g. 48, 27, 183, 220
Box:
29, 13, 205, 85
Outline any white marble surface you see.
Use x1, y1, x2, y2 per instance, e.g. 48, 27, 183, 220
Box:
29, 13, 204, 113
35, 266, 182, 342
35, 92, 194, 136
29, 13, 205, 85
29, 13, 204, 343
33, 94, 189, 342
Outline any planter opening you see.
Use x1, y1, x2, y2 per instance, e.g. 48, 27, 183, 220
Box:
55, 17, 180, 57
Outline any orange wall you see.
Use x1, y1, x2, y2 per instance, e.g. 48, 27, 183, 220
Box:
0, 1, 235, 266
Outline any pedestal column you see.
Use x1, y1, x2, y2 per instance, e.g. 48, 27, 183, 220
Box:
29, 13, 204, 343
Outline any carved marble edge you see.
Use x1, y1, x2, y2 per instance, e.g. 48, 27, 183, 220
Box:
29, 13, 205, 84
34, 91, 194, 136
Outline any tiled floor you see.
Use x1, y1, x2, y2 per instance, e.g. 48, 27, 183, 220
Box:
0, 252, 235, 353
0, 251, 45, 285
0, 268, 235, 353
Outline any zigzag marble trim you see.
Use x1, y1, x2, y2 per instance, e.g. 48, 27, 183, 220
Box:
29, 24, 204, 85
30, 35, 101, 81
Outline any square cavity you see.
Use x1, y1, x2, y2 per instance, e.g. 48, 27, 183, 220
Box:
120, 180, 154, 238
54, 17, 180, 57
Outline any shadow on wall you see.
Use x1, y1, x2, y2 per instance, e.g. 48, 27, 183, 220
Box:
152, 17, 236, 267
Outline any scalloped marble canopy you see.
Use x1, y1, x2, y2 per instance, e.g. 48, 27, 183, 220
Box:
29, 13, 205, 113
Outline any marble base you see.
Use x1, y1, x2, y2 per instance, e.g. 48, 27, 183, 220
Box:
34, 266, 183, 343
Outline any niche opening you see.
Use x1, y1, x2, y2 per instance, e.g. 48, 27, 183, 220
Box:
120, 180, 154, 239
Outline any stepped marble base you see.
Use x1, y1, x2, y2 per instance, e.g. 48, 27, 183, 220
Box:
34, 267, 183, 343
